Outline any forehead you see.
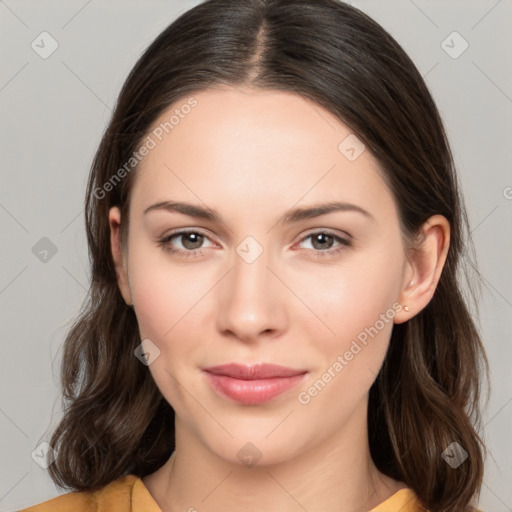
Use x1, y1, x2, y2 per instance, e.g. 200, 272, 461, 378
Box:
130, 87, 395, 224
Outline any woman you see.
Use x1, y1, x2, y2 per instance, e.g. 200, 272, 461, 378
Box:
20, 0, 489, 510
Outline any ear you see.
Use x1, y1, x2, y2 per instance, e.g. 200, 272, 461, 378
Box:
394, 214, 450, 324
109, 206, 133, 306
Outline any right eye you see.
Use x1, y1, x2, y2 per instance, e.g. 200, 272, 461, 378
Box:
157, 229, 217, 259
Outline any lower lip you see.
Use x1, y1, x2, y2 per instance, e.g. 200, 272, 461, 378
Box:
203, 372, 307, 405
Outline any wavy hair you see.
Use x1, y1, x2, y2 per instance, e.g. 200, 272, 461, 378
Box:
48, 1, 489, 510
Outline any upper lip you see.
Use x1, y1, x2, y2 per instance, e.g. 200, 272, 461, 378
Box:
203, 363, 307, 380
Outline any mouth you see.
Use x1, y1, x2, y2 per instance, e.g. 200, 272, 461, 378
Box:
202, 363, 308, 405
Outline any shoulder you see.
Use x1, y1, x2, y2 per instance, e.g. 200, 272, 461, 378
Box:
369, 487, 484, 512
369, 487, 427, 511
17, 474, 140, 512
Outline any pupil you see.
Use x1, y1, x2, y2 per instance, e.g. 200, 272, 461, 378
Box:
314, 234, 332, 250
183, 233, 202, 249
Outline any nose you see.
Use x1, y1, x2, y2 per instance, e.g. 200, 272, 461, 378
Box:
215, 244, 288, 343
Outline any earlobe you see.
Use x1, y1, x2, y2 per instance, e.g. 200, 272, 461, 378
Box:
108, 206, 133, 307
394, 215, 450, 324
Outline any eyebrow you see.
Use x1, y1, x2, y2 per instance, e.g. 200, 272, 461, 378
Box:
143, 200, 374, 224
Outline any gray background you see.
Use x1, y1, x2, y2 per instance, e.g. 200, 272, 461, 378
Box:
1, 1, 511, 510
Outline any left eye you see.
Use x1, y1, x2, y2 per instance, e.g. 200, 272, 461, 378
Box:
297, 232, 351, 255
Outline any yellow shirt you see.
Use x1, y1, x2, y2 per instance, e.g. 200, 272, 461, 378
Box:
17, 474, 429, 511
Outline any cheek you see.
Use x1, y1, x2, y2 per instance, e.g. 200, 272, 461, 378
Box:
294, 249, 404, 410
301, 248, 404, 346
128, 244, 211, 341
127, 256, 208, 414
295, 264, 401, 416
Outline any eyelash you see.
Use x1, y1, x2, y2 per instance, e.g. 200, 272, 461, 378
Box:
156, 229, 352, 260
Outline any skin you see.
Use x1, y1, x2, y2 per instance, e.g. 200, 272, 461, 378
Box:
109, 86, 450, 512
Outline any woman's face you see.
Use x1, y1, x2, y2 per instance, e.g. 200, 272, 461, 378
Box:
112, 87, 411, 466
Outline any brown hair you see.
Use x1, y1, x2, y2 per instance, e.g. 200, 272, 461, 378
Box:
48, 1, 489, 510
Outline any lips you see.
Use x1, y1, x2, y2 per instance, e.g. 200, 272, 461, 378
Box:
202, 363, 307, 405
203, 363, 306, 379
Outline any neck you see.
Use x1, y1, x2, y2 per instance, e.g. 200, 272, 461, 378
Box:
143, 402, 406, 512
